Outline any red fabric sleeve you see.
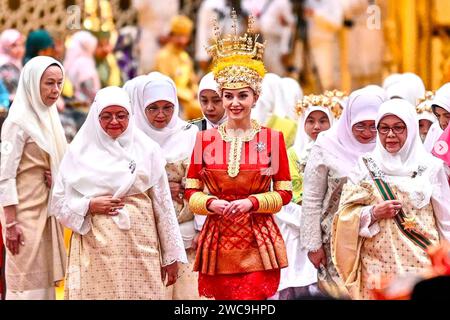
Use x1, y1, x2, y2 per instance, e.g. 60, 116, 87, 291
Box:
185, 131, 204, 201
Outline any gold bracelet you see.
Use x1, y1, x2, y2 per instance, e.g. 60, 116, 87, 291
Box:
189, 192, 218, 215
253, 192, 283, 213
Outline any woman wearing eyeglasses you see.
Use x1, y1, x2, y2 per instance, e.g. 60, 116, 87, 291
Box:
332, 99, 450, 300
51, 86, 187, 299
127, 72, 201, 300
300, 86, 386, 298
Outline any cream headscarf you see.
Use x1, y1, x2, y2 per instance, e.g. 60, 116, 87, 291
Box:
56, 86, 166, 229
197, 72, 227, 127
132, 72, 198, 162
314, 87, 385, 176
6, 56, 67, 178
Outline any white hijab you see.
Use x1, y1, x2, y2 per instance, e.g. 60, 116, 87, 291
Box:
293, 106, 334, 161
423, 83, 450, 152
123, 74, 147, 110
253, 73, 285, 124
59, 86, 164, 196
367, 99, 443, 208
132, 72, 198, 162
431, 82, 450, 114
197, 72, 227, 128
6, 56, 67, 177
58, 86, 165, 228
314, 87, 385, 176
382, 73, 402, 91
385, 73, 426, 106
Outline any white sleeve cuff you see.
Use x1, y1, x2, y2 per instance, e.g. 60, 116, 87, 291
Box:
359, 206, 380, 238
0, 178, 19, 206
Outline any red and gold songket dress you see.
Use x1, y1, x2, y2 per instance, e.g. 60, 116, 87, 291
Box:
185, 120, 292, 300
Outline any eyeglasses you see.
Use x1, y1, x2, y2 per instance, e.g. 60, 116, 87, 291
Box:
353, 124, 377, 132
145, 105, 175, 115
98, 112, 129, 122
377, 125, 407, 135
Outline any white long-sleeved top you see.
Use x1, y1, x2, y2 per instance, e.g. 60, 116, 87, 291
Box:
0, 122, 27, 206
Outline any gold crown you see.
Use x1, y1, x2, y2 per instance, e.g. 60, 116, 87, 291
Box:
416, 90, 435, 113
207, 9, 266, 94
296, 94, 334, 117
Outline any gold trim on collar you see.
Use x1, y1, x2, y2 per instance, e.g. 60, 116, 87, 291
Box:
218, 120, 262, 177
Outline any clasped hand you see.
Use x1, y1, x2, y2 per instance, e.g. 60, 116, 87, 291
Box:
207, 199, 253, 217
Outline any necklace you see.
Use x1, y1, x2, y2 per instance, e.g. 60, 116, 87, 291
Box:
218, 119, 261, 177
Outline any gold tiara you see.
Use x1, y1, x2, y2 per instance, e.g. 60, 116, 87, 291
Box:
296, 94, 332, 116
207, 9, 266, 94
324, 90, 348, 119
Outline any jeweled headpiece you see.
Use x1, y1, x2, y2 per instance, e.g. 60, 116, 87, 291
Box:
296, 94, 334, 117
416, 90, 435, 114
207, 9, 266, 95
324, 90, 348, 119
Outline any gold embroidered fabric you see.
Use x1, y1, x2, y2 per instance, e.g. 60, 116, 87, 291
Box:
274, 181, 293, 191
185, 178, 204, 190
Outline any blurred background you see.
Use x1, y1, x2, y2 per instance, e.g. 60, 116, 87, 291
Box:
0, 0, 449, 92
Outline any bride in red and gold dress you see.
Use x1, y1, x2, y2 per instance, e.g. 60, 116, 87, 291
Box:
185, 12, 292, 300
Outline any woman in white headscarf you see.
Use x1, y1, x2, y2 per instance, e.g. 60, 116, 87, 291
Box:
424, 83, 450, 152
51, 86, 187, 299
64, 30, 101, 107
272, 95, 334, 299
0, 56, 67, 300
332, 99, 450, 300
190, 72, 227, 131
300, 86, 386, 298
130, 72, 200, 300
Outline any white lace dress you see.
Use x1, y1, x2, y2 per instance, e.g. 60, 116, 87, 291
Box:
300, 144, 348, 285
52, 173, 187, 300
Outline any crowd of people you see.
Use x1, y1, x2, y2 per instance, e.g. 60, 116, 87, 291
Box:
0, 1, 450, 301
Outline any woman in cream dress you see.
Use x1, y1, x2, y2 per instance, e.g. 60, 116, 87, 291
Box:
127, 72, 201, 299
51, 86, 187, 300
0, 56, 67, 300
